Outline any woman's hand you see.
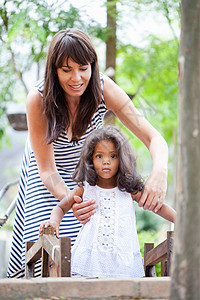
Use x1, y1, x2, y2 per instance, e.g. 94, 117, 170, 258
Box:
39, 221, 60, 238
138, 168, 167, 213
72, 195, 97, 224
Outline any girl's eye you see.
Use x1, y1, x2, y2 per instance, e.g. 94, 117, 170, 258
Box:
96, 154, 102, 158
111, 154, 117, 159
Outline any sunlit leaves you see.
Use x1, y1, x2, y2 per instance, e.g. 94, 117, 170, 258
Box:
116, 38, 178, 143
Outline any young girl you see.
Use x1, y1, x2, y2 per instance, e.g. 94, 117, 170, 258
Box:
39, 126, 176, 278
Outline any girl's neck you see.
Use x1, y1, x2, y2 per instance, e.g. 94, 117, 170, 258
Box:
96, 178, 117, 189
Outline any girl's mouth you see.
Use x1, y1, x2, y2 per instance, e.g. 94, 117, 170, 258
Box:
102, 168, 111, 172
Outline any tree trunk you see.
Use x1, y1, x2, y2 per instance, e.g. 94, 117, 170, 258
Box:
170, 1, 200, 299
104, 0, 117, 126
106, 0, 116, 81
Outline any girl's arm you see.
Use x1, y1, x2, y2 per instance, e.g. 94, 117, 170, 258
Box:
132, 192, 176, 223
26, 88, 73, 201
103, 75, 168, 213
39, 186, 84, 237
154, 203, 176, 223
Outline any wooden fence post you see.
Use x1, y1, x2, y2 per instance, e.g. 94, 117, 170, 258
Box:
59, 237, 71, 277
41, 248, 49, 277
25, 241, 35, 279
144, 243, 156, 277
167, 231, 173, 275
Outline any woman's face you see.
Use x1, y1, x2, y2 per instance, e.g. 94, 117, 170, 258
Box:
57, 57, 92, 100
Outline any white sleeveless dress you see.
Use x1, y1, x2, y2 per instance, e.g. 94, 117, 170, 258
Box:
71, 182, 145, 278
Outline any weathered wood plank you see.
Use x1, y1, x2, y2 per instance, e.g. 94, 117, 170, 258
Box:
25, 238, 42, 264
25, 263, 35, 279
167, 231, 173, 275
59, 237, 71, 277
0, 277, 171, 300
25, 226, 71, 278
43, 226, 55, 235
26, 241, 35, 251
145, 239, 167, 267
144, 243, 156, 277
25, 242, 36, 279
41, 248, 49, 277
161, 259, 167, 276
42, 235, 60, 266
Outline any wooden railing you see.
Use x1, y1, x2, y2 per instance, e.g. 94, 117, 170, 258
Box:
25, 227, 71, 278
144, 231, 173, 277
25, 228, 173, 278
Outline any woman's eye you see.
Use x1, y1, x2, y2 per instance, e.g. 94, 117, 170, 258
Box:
80, 67, 88, 71
62, 69, 71, 73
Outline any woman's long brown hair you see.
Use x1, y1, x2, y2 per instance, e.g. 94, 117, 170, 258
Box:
43, 28, 101, 143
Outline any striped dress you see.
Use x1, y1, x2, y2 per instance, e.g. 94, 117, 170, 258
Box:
7, 73, 107, 278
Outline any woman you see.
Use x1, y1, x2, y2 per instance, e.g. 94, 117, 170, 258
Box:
7, 28, 168, 278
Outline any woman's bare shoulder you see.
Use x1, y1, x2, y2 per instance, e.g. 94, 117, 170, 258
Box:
26, 87, 44, 112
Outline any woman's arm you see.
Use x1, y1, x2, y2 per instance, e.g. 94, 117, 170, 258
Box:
39, 186, 84, 237
26, 88, 71, 201
103, 75, 168, 213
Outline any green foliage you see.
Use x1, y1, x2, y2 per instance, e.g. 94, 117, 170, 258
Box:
135, 203, 163, 232
116, 38, 178, 141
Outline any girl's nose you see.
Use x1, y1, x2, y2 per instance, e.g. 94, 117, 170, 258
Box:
103, 157, 111, 164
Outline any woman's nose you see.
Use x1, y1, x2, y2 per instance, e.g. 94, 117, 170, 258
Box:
71, 70, 81, 81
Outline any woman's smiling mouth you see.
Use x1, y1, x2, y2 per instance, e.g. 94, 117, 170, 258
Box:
69, 84, 83, 90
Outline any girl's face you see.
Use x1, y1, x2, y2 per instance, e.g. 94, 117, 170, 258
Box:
57, 57, 92, 101
92, 140, 119, 189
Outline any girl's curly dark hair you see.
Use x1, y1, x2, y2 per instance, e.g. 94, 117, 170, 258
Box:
73, 126, 144, 194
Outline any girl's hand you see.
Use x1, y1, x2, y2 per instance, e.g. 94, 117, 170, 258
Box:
72, 195, 97, 224
138, 168, 167, 213
39, 221, 60, 238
